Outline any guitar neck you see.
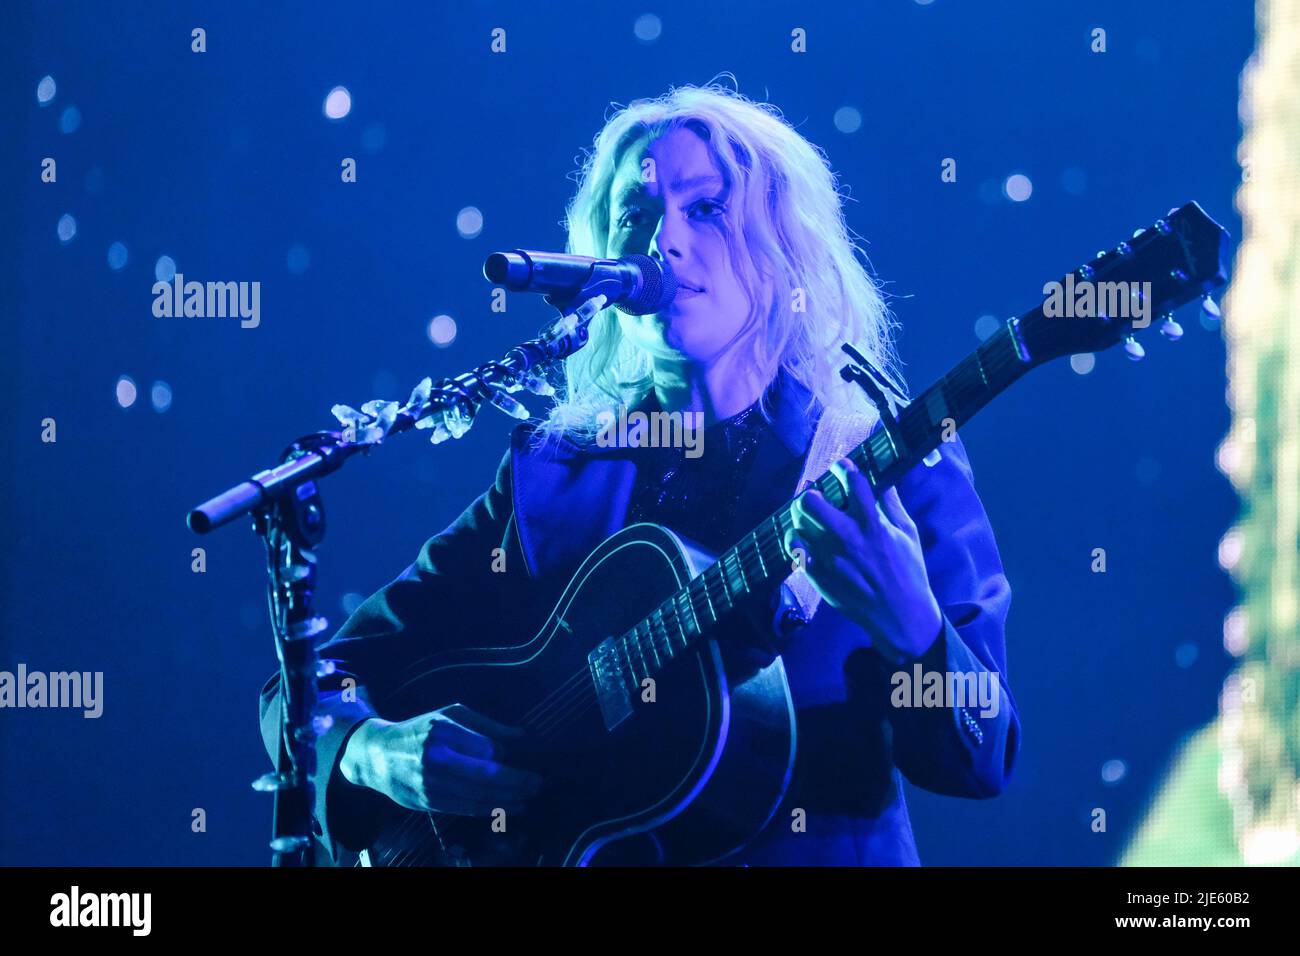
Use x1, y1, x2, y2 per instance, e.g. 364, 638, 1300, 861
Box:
613, 318, 1036, 676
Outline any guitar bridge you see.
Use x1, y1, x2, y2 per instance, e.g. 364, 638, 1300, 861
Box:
588, 637, 634, 732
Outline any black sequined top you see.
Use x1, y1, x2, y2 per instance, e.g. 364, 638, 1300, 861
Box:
624, 399, 774, 553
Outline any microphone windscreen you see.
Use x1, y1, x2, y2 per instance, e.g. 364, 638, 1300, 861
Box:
616, 254, 678, 316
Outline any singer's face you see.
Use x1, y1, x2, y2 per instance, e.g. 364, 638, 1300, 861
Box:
606, 127, 755, 364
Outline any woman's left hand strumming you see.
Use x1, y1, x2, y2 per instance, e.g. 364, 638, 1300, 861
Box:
785, 456, 944, 664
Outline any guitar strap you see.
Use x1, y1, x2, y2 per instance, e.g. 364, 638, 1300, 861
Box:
783, 387, 951, 623
783, 400, 879, 622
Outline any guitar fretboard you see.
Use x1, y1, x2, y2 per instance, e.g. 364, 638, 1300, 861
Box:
604, 320, 1034, 686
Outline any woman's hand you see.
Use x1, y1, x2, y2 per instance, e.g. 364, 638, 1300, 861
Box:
784, 456, 944, 663
340, 703, 543, 816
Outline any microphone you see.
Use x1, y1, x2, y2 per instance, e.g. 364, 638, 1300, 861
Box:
483, 251, 677, 315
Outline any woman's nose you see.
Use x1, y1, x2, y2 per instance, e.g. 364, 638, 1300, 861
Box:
649, 214, 684, 261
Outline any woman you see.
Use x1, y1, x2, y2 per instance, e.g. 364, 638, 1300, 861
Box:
260, 83, 1019, 866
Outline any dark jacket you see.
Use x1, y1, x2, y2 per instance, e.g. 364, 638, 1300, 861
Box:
259, 370, 1020, 865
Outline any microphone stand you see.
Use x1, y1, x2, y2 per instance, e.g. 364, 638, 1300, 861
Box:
188, 286, 610, 866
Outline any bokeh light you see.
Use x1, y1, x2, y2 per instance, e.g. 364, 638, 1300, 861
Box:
1004, 173, 1033, 202
456, 206, 484, 239
115, 375, 138, 409
323, 86, 352, 120
155, 255, 177, 282
36, 75, 56, 105
57, 214, 77, 243
427, 314, 457, 348
633, 14, 663, 43
107, 242, 129, 270
1069, 353, 1096, 375
833, 106, 862, 134
974, 314, 1001, 341
150, 381, 173, 413
60, 106, 81, 134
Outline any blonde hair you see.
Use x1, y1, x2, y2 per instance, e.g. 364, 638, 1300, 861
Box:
534, 79, 900, 448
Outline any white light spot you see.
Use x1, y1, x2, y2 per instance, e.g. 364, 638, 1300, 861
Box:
116, 375, 138, 409
1223, 607, 1248, 656
427, 314, 457, 348
287, 244, 310, 274
633, 14, 663, 42
1216, 438, 1240, 477
107, 241, 128, 270
1218, 529, 1243, 571
37, 75, 57, 105
151, 380, 173, 413
1101, 759, 1127, 785
155, 255, 177, 283
456, 206, 483, 239
1069, 353, 1095, 375
57, 214, 77, 243
323, 86, 352, 120
974, 314, 1001, 341
1003, 173, 1033, 202
60, 106, 81, 134
833, 106, 862, 134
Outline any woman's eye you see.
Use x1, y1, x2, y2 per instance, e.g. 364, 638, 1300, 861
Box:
618, 209, 643, 229
694, 198, 726, 218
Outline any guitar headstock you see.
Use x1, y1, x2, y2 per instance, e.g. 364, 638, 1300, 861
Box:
1016, 201, 1230, 364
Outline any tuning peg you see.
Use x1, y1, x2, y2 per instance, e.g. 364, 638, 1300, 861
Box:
1201, 294, 1221, 319
1123, 335, 1146, 361
1159, 315, 1184, 341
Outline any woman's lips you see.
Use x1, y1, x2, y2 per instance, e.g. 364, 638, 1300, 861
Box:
676, 284, 704, 299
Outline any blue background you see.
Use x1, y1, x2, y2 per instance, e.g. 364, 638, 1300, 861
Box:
2, 0, 1251, 865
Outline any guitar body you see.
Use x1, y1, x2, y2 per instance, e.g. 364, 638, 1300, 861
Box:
360, 522, 797, 867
